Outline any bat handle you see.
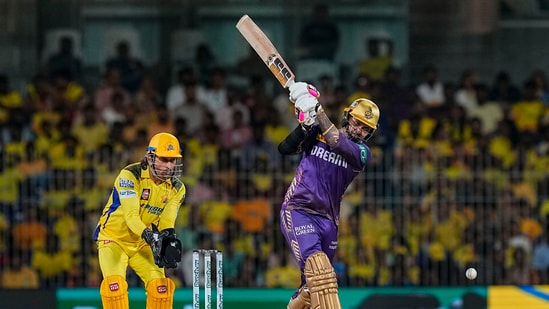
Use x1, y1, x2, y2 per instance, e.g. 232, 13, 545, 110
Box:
285, 79, 295, 89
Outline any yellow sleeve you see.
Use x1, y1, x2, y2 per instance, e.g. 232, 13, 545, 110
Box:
118, 170, 148, 237
158, 182, 186, 230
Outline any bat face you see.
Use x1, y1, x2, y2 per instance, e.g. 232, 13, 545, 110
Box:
236, 14, 295, 88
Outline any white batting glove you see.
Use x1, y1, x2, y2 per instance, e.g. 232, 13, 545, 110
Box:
294, 94, 318, 113
295, 107, 317, 127
294, 94, 319, 126
289, 82, 320, 104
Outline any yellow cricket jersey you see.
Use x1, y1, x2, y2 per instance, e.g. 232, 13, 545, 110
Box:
94, 162, 186, 244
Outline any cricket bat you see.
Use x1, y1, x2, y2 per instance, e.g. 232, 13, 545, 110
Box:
236, 14, 295, 88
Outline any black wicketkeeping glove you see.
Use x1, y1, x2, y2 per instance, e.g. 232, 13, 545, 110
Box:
158, 228, 182, 269
142, 224, 164, 267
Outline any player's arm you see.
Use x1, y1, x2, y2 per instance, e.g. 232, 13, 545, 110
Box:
116, 171, 147, 236
278, 124, 307, 155
315, 105, 340, 148
157, 184, 186, 231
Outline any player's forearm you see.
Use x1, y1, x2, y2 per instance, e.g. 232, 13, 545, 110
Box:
124, 204, 148, 236
316, 106, 339, 147
278, 125, 306, 154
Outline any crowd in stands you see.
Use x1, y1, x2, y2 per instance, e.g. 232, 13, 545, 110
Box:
1, 36, 549, 290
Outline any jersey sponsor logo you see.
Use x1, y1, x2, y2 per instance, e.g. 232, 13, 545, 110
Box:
141, 189, 150, 200
157, 285, 167, 293
311, 145, 348, 168
358, 144, 368, 164
109, 282, 119, 292
119, 190, 137, 198
145, 204, 163, 215
119, 178, 134, 188
294, 224, 315, 236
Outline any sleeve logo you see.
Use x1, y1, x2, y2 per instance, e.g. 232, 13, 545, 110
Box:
119, 178, 135, 188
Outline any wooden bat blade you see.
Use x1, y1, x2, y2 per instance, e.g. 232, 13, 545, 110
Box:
236, 14, 295, 88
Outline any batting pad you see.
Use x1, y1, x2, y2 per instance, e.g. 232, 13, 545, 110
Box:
100, 275, 129, 309
287, 286, 311, 309
304, 252, 342, 309
146, 278, 176, 309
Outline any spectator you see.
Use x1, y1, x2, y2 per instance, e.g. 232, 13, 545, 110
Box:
94, 67, 132, 118
468, 83, 504, 135
105, 40, 144, 93
1, 249, 39, 288
165, 67, 208, 117
298, 3, 340, 61
0, 74, 23, 129
488, 71, 521, 108
416, 65, 446, 117
71, 104, 109, 156
171, 80, 209, 134
46, 36, 82, 82
359, 37, 395, 82
454, 69, 479, 116
12, 206, 48, 260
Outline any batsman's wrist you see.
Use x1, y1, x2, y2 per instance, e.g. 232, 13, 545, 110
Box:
315, 103, 324, 113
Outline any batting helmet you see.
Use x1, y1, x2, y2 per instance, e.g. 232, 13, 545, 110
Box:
341, 98, 380, 143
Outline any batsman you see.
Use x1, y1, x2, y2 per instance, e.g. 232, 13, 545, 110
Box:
94, 132, 185, 309
279, 82, 380, 309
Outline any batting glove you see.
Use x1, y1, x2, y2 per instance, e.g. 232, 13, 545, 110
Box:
289, 82, 320, 104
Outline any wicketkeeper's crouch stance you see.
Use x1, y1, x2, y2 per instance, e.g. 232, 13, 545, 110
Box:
279, 82, 380, 309
94, 132, 185, 309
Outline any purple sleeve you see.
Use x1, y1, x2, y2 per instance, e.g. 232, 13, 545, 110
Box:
331, 131, 370, 170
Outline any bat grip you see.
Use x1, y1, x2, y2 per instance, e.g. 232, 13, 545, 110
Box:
285, 79, 295, 88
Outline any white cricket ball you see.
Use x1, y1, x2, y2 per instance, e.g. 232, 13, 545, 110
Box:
465, 268, 477, 280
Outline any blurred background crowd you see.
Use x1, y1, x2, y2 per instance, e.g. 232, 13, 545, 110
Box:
1, 0, 549, 292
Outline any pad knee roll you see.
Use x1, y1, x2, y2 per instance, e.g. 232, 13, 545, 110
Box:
287, 286, 311, 309
100, 275, 129, 309
304, 252, 341, 309
146, 278, 176, 309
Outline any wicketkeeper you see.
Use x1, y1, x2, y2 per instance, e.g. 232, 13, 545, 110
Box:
279, 82, 380, 309
94, 132, 185, 309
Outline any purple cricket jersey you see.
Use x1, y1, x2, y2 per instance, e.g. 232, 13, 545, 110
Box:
280, 126, 371, 279
282, 127, 370, 223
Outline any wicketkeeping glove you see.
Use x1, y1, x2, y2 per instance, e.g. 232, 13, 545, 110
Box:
142, 225, 182, 268
142, 224, 163, 267
158, 228, 182, 269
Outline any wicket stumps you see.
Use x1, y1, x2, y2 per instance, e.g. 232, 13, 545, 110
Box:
192, 249, 223, 309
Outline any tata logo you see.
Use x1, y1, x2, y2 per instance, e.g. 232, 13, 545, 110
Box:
157, 285, 167, 293
109, 282, 119, 292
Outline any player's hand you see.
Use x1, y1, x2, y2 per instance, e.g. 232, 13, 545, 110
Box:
295, 107, 316, 127
289, 82, 320, 104
158, 228, 182, 269
142, 224, 164, 268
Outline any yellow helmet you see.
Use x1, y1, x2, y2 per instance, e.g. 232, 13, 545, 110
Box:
341, 98, 380, 143
147, 133, 182, 158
